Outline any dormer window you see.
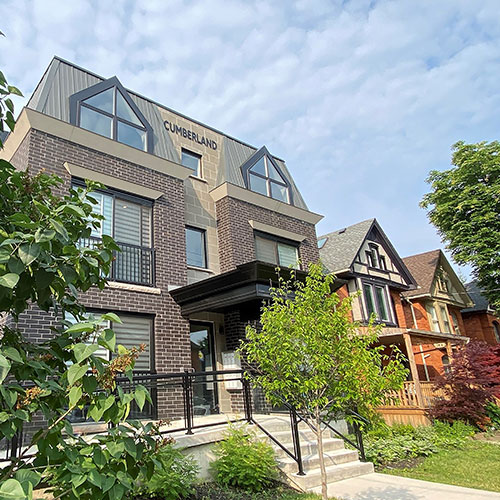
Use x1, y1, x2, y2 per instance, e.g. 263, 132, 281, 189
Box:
241, 147, 292, 204
70, 77, 153, 152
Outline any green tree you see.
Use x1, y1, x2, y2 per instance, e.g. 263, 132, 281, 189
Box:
421, 141, 500, 311
240, 263, 407, 500
0, 69, 158, 499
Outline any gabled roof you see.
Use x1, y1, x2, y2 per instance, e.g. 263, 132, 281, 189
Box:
402, 249, 441, 298
318, 218, 417, 288
462, 280, 493, 313
402, 249, 472, 306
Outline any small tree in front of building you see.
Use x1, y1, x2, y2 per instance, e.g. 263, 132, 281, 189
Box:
240, 263, 408, 500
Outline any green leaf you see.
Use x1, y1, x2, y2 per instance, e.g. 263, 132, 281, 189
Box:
15, 469, 41, 488
67, 363, 89, 386
50, 219, 69, 241
3, 347, 22, 363
0, 273, 19, 289
93, 447, 106, 468
101, 312, 122, 324
69, 386, 82, 407
98, 329, 116, 352
0, 247, 10, 263
34, 228, 56, 243
101, 476, 115, 493
134, 385, 149, 411
62, 204, 86, 217
66, 322, 95, 334
0, 354, 11, 384
0, 479, 26, 500
106, 441, 125, 458
18, 243, 40, 266
7, 86, 23, 97
73, 343, 99, 363
7, 258, 24, 275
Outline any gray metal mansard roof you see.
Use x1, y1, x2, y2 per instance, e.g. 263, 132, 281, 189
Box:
26, 57, 308, 210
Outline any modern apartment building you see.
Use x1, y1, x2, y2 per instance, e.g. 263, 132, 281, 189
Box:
1, 57, 322, 419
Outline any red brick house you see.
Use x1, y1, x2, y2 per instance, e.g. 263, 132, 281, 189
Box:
461, 280, 500, 345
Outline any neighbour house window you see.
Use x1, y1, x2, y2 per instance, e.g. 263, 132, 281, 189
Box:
66, 313, 153, 372
246, 155, 290, 203
363, 283, 391, 322
427, 305, 440, 332
493, 321, 500, 343
254, 233, 299, 269
439, 306, 451, 333
74, 182, 154, 286
186, 226, 207, 268
75, 85, 150, 151
181, 149, 202, 177
450, 311, 461, 335
442, 354, 451, 375
366, 244, 386, 271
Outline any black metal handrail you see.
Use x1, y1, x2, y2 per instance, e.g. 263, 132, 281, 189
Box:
2, 369, 367, 474
79, 236, 155, 286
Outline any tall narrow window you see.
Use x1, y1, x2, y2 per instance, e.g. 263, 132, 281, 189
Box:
427, 305, 440, 332
75, 182, 154, 286
363, 282, 392, 322
181, 149, 202, 177
363, 284, 376, 317
440, 306, 451, 333
70, 78, 152, 152
186, 227, 207, 268
493, 321, 500, 343
450, 311, 461, 335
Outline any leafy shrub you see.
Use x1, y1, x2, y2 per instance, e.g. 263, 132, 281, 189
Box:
365, 421, 475, 465
486, 402, 500, 429
428, 341, 500, 428
139, 443, 199, 500
211, 424, 278, 492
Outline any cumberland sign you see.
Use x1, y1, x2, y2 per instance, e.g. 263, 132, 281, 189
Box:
164, 120, 217, 150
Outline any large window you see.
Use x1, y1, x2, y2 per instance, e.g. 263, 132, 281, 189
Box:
186, 226, 207, 268
246, 155, 290, 203
70, 79, 152, 152
181, 149, 202, 177
75, 182, 154, 285
363, 283, 391, 322
254, 233, 299, 269
66, 313, 153, 372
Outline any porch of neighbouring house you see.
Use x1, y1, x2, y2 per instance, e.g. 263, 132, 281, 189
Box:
376, 329, 468, 426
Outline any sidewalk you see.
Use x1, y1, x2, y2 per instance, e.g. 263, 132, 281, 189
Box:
312, 473, 500, 499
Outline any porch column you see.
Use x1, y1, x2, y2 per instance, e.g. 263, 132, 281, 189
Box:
445, 340, 453, 359
403, 332, 424, 407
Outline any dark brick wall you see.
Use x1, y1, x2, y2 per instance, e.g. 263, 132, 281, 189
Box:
215, 196, 319, 273
463, 311, 500, 345
10, 128, 191, 375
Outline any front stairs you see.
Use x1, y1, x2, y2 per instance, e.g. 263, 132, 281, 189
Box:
252, 416, 374, 492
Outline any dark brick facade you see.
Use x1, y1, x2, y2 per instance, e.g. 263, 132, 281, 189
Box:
215, 196, 319, 273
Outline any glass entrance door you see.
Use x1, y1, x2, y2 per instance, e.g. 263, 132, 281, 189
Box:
190, 322, 219, 415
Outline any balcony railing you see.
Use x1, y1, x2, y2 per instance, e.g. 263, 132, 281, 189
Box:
80, 236, 155, 286
383, 381, 447, 408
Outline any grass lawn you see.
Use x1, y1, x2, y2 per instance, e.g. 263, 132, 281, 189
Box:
381, 440, 500, 493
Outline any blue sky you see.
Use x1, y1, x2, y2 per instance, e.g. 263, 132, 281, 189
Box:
2, 0, 499, 277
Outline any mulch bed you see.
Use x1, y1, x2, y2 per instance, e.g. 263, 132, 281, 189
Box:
473, 430, 500, 444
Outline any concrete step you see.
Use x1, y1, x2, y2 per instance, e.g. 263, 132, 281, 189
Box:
251, 416, 311, 434
289, 460, 374, 490
269, 436, 346, 459
278, 448, 360, 474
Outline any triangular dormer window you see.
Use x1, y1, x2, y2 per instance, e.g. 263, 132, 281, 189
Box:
241, 147, 291, 204
69, 77, 153, 152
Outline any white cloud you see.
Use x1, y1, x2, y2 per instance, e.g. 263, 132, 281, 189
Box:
1, 0, 500, 276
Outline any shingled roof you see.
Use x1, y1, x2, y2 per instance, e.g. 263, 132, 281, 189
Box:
318, 219, 375, 273
402, 249, 441, 298
462, 280, 492, 313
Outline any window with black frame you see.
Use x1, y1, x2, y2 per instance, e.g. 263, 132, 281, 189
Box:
186, 226, 207, 268
363, 282, 392, 322
254, 233, 299, 269
74, 181, 154, 286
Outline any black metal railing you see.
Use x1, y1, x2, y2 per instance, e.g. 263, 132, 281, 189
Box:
1, 370, 367, 474
79, 236, 155, 286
